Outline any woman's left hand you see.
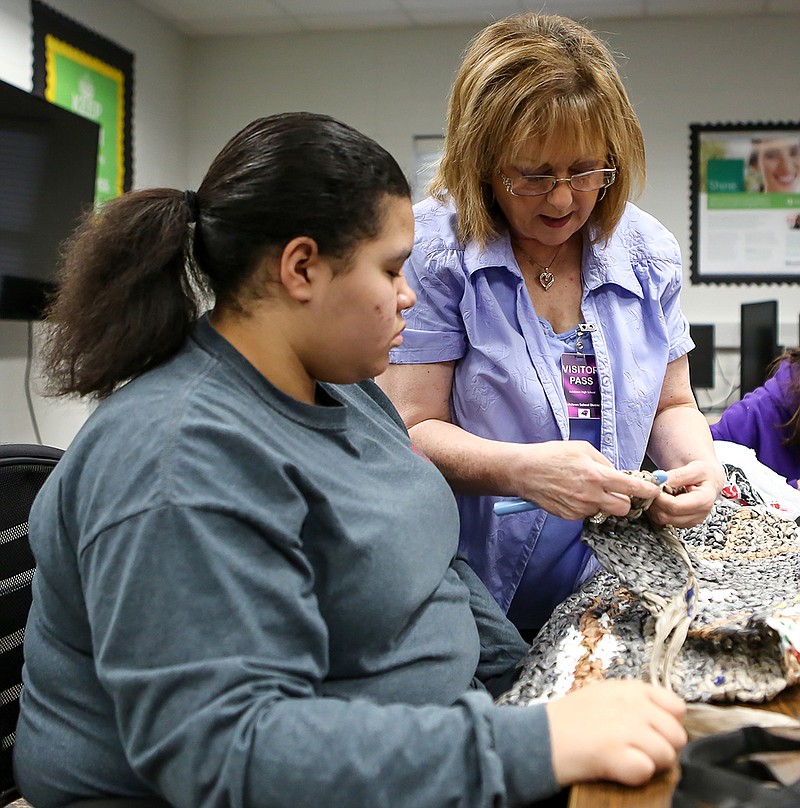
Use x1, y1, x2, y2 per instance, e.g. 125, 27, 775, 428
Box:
646, 459, 724, 528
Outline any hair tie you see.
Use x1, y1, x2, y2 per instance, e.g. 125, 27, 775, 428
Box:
182, 189, 199, 222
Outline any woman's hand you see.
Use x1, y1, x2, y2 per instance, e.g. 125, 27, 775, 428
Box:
546, 680, 687, 787
647, 459, 724, 528
647, 356, 722, 528
511, 440, 661, 521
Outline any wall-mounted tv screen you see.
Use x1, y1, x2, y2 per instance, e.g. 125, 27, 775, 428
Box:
740, 300, 780, 398
0, 78, 99, 320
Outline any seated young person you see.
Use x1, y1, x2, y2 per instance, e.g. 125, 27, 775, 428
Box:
14, 112, 686, 808
711, 348, 800, 487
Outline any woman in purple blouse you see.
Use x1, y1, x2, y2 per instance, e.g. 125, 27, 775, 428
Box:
711, 350, 800, 487
379, 13, 723, 638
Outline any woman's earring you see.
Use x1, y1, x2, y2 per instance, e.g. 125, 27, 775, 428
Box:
598, 187, 608, 202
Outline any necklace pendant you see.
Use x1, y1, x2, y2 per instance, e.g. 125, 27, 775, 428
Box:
539, 270, 555, 291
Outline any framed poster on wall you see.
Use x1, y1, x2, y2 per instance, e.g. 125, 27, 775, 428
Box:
32, 0, 134, 204
689, 122, 800, 285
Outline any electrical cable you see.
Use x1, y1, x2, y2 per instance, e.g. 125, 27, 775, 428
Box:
697, 353, 740, 414
24, 320, 42, 444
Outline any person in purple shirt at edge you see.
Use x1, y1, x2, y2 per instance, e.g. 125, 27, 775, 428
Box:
378, 12, 724, 641
711, 349, 800, 488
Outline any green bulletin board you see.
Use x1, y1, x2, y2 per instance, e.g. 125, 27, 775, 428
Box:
32, 1, 134, 203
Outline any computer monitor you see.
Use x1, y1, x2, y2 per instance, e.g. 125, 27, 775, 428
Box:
740, 300, 780, 398
688, 324, 715, 390
0, 78, 99, 320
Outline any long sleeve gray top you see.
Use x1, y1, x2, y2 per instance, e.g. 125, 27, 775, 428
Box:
15, 316, 558, 808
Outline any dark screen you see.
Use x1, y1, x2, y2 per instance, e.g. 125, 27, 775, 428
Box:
688, 324, 715, 390
0, 78, 99, 320
740, 300, 780, 398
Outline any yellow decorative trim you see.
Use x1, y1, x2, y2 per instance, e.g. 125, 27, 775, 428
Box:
44, 33, 126, 195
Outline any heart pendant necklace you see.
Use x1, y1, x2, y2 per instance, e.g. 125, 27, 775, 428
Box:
515, 242, 564, 291
538, 269, 555, 291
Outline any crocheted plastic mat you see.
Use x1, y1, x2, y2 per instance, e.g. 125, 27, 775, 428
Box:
499, 467, 800, 706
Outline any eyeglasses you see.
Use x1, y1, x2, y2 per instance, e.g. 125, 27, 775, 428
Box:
499, 167, 617, 197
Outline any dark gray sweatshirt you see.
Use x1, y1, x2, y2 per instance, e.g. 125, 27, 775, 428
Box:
16, 316, 557, 808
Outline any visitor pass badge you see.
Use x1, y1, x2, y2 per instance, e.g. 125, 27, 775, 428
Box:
561, 352, 600, 419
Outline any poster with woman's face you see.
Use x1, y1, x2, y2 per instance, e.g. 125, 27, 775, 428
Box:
691, 124, 800, 284
748, 137, 800, 194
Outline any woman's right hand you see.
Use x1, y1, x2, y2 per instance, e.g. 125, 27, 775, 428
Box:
546, 679, 687, 787
378, 363, 660, 518
509, 440, 660, 521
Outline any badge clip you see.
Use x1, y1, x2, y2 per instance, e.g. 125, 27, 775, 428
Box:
576, 322, 597, 353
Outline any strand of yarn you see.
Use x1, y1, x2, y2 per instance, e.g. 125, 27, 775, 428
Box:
685, 702, 800, 741
582, 471, 698, 692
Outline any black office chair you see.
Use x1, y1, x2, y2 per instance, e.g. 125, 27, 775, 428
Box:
0, 445, 174, 808
0, 443, 64, 806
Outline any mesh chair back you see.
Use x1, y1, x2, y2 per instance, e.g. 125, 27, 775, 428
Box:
0, 443, 63, 804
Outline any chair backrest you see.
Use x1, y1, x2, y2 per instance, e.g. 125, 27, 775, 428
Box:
0, 443, 63, 804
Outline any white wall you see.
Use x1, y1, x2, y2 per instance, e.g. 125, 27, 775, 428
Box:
184, 25, 476, 188
0, 0, 190, 447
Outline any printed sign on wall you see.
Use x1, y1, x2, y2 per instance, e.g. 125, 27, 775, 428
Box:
690, 122, 800, 285
32, 1, 134, 203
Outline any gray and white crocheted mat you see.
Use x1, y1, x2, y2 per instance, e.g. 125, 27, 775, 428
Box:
499, 495, 800, 706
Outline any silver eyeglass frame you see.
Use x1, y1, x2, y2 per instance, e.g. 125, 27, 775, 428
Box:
498, 167, 617, 197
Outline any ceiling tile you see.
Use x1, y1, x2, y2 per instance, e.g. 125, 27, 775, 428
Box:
278, 0, 402, 12
539, 0, 646, 18
767, 0, 800, 10
405, 6, 519, 27
138, 0, 286, 19
643, 0, 767, 15
132, 0, 800, 37
136, 0, 297, 36
298, 11, 415, 30
398, 0, 516, 9
187, 17, 304, 35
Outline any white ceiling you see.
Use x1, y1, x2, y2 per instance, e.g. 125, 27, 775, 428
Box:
132, 0, 800, 37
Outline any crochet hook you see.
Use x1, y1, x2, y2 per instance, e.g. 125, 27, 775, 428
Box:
492, 469, 669, 516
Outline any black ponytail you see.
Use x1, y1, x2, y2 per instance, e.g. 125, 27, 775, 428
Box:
42, 189, 208, 398
42, 112, 410, 399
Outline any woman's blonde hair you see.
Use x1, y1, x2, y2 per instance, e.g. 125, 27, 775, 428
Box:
430, 13, 646, 247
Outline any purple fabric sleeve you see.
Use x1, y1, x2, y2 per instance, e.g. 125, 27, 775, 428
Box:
710, 359, 800, 487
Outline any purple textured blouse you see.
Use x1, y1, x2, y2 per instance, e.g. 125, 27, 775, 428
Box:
710, 359, 800, 487
390, 197, 693, 612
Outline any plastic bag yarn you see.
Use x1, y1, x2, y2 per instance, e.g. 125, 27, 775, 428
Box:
714, 440, 800, 521
498, 470, 800, 709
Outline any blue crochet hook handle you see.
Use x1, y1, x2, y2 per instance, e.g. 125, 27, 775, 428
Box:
492, 469, 669, 516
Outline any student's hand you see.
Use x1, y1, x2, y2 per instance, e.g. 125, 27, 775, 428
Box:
647, 459, 723, 528
545, 679, 687, 787
513, 441, 661, 521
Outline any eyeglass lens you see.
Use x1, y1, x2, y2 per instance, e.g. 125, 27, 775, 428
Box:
508, 169, 615, 196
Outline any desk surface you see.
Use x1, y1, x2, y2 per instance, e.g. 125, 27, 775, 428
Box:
567, 687, 800, 808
